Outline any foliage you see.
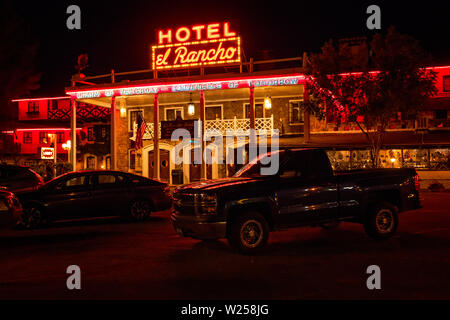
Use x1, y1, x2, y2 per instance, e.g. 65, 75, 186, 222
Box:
302, 27, 437, 167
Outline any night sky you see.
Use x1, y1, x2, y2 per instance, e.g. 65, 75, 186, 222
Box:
11, 0, 450, 97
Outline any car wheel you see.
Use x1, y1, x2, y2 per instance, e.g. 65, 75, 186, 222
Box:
364, 202, 398, 240
319, 221, 341, 230
130, 200, 152, 222
227, 211, 269, 254
22, 205, 45, 229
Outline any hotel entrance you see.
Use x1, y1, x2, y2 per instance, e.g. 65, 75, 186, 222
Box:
148, 149, 170, 183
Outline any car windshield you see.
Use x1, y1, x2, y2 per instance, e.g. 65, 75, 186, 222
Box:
234, 151, 282, 178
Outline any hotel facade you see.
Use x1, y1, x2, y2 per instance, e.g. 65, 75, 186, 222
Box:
5, 22, 450, 188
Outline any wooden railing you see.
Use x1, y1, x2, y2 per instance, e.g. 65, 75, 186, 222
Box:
130, 116, 275, 141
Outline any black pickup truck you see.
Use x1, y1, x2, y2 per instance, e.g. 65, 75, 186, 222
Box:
171, 148, 421, 253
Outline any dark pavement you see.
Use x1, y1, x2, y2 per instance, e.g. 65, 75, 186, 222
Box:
0, 192, 449, 300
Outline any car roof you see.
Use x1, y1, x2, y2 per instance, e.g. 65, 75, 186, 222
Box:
0, 164, 29, 170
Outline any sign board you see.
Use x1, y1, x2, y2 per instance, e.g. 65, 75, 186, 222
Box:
68, 75, 305, 99
161, 120, 196, 139
152, 22, 241, 70
41, 147, 55, 160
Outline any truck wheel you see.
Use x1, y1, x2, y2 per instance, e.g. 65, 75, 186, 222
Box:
364, 202, 398, 240
228, 211, 269, 254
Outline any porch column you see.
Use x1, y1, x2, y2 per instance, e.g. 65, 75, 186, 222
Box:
70, 97, 77, 171
153, 93, 160, 180
303, 85, 311, 143
249, 86, 257, 157
110, 96, 117, 170
200, 90, 206, 180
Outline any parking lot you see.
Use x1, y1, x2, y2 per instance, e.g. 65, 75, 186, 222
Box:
0, 192, 449, 300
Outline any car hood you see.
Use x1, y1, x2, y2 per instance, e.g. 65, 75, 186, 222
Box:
175, 177, 272, 193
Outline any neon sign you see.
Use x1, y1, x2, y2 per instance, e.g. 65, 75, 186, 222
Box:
41, 147, 55, 160
67, 74, 306, 99
152, 22, 241, 70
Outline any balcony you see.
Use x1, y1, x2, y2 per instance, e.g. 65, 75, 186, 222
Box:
131, 116, 275, 141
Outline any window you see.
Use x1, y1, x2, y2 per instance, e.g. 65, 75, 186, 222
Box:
50, 100, 58, 111
244, 103, 264, 119
39, 132, 48, 144
23, 132, 32, 144
165, 107, 183, 120
205, 105, 223, 120
55, 175, 90, 191
87, 127, 94, 141
435, 110, 447, 120
129, 150, 136, 170
96, 174, 125, 188
444, 76, 450, 92
86, 156, 96, 169
289, 100, 304, 124
56, 132, 64, 143
129, 109, 144, 131
27, 101, 39, 113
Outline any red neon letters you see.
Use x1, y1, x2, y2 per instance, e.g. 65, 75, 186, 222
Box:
153, 22, 240, 70
158, 22, 236, 44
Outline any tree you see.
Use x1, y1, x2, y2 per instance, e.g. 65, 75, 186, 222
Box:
302, 27, 437, 167
0, 1, 41, 128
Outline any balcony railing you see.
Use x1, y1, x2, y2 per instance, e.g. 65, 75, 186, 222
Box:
131, 116, 274, 141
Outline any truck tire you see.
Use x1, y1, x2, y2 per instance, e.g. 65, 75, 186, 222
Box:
364, 202, 398, 240
227, 211, 269, 254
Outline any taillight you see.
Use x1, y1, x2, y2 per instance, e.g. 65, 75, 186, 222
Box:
414, 174, 420, 192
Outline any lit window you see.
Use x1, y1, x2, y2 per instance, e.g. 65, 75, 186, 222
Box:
39, 132, 48, 144
23, 132, 32, 144
289, 101, 304, 124
205, 105, 222, 120
444, 76, 450, 92
244, 103, 264, 118
129, 110, 144, 131
165, 107, 183, 120
27, 102, 39, 113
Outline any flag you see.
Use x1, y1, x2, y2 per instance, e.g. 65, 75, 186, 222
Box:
135, 112, 147, 150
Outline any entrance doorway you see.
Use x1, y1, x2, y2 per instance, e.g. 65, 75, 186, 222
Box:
189, 147, 213, 182
148, 150, 170, 183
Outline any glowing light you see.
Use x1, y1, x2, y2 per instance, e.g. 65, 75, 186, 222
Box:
15, 128, 81, 132
152, 37, 241, 70
66, 74, 306, 99
157, 22, 237, 45
11, 96, 69, 102
120, 107, 127, 118
187, 92, 195, 115
264, 96, 272, 109
41, 147, 55, 160
390, 158, 396, 163
62, 140, 71, 150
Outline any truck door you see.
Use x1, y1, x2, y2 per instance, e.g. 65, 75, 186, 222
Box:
276, 150, 338, 226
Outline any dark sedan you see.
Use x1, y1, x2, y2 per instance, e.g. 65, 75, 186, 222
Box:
0, 190, 23, 229
16, 170, 172, 229
0, 164, 44, 193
